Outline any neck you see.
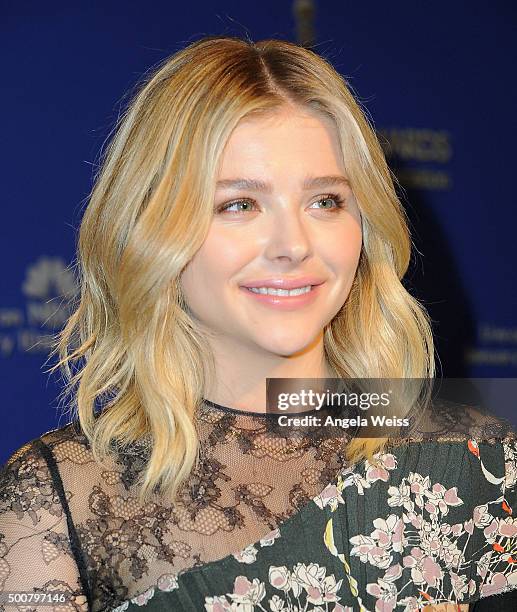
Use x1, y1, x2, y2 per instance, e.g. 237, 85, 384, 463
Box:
203, 331, 336, 414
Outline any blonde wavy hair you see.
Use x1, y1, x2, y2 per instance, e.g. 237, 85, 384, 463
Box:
47, 35, 435, 505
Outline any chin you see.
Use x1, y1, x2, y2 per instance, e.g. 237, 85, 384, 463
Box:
256, 334, 322, 358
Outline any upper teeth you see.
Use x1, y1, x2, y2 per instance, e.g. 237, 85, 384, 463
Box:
247, 285, 312, 296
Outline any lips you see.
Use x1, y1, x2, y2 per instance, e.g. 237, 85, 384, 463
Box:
240, 277, 325, 290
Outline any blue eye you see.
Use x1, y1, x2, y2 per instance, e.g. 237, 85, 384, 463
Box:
217, 200, 258, 214
216, 193, 346, 214
311, 194, 346, 211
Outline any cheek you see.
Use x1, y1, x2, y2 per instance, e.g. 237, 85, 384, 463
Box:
208, 230, 255, 275
183, 235, 246, 296
322, 226, 362, 274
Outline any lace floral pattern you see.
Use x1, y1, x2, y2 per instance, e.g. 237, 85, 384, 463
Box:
1, 400, 516, 611
0, 401, 350, 611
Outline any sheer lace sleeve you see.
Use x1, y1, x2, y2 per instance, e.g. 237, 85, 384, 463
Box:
0, 439, 90, 611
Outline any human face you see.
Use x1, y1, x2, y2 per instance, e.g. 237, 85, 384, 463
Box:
179, 106, 363, 359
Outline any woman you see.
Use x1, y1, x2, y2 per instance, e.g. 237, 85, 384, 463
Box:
1, 35, 516, 612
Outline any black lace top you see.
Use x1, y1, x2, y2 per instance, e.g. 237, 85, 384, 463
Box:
1, 399, 516, 611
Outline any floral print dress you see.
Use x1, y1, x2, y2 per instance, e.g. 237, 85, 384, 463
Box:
1, 399, 516, 611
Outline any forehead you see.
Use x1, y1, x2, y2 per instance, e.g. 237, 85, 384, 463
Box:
218, 107, 343, 173
230, 106, 337, 139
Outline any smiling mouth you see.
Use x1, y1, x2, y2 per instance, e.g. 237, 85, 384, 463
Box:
239, 282, 325, 310
244, 285, 314, 296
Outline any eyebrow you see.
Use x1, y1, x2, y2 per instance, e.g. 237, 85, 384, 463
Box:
215, 175, 350, 193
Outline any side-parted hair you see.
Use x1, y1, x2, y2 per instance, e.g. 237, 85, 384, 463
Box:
48, 35, 435, 504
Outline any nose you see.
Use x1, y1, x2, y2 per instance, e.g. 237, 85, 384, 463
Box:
263, 207, 312, 264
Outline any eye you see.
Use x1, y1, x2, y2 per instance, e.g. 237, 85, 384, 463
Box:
310, 193, 346, 212
216, 199, 258, 214
215, 193, 347, 215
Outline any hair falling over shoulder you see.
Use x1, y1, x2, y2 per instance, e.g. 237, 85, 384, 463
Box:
46, 35, 436, 505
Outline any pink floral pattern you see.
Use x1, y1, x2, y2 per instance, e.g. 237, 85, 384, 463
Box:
113, 437, 517, 611
204, 564, 350, 612
320, 438, 517, 610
